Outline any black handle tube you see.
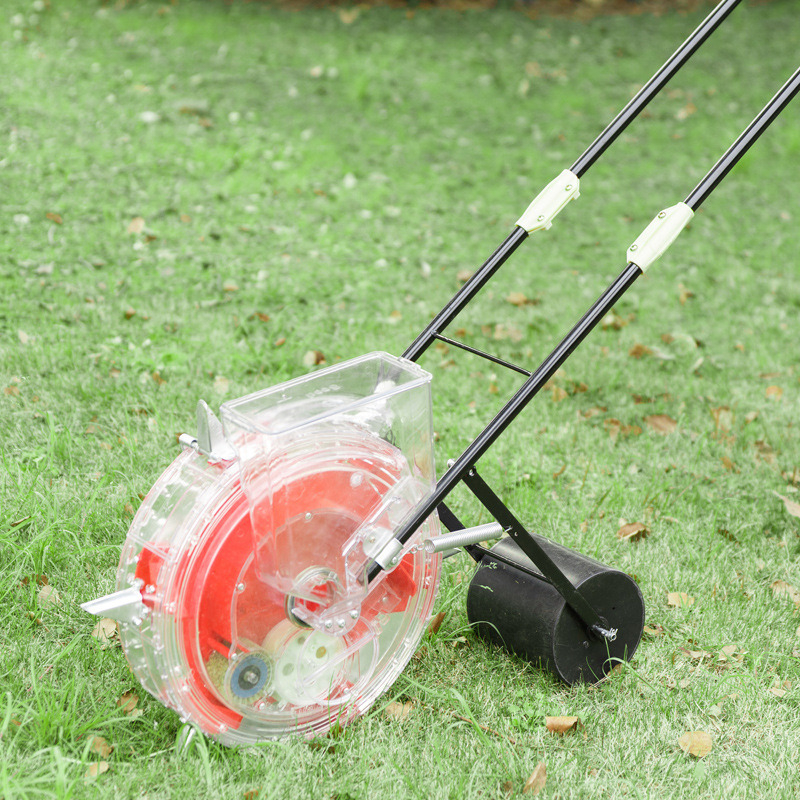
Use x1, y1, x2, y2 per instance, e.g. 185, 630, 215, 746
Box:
402, 0, 739, 365
403, 227, 527, 363
684, 66, 800, 211
570, 0, 742, 178
388, 262, 642, 565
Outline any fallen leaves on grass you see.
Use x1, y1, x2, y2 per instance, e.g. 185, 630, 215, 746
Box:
127, 217, 145, 234
603, 418, 641, 443
84, 761, 109, 781
645, 414, 677, 435
678, 731, 712, 758
505, 291, 537, 307
643, 623, 665, 637
427, 611, 446, 636
753, 441, 777, 465
773, 491, 800, 519
88, 735, 114, 758
544, 716, 582, 735
91, 618, 120, 648
616, 521, 649, 542
601, 309, 631, 330
721, 456, 740, 473
523, 762, 547, 795
711, 405, 734, 433
213, 375, 230, 394
765, 385, 783, 401
628, 343, 652, 359
771, 580, 800, 606
667, 592, 694, 608
117, 691, 143, 718
768, 681, 790, 699
384, 700, 414, 721
37, 584, 61, 609
302, 350, 326, 367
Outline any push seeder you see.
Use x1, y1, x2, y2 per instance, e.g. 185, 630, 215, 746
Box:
83, 0, 799, 744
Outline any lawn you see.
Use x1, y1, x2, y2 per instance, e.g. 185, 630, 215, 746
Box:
1, 0, 799, 797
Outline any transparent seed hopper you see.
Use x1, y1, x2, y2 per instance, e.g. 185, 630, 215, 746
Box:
95, 353, 442, 744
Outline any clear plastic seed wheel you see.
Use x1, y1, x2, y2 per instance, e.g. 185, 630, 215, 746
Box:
106, 353, 442, 745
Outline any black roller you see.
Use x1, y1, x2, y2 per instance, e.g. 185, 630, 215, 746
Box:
466, 537, 644, 685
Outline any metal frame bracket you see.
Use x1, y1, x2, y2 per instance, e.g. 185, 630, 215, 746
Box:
516, 169, 581, 233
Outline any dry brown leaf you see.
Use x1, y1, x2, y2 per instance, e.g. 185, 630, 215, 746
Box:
616, 522, 649, 542
117, 691, 139, 714
84, 761, 109, 781
773, 492, 800, 519
721, 456, 740, 473
506, 291, 537, 307
88, 735, 114, 758
645, 414, 677, 435
667, 591, 694, 608
628, 343, 652, 359
523, 762, 547, 795
550, 386, 568, 403
681, 647, 711, 662
456, 269, 474, 283
766, 385, 783, 401
643, 623, 665, 637
302, 350, 326, 367
678, 283, 694, 305
127, 216, 145, 234
711, 406, 734, 432
601, 310, 629, 330
492, 323, 523, 343
544, 716, 582, 735
769, 685, 787, 699
678, 730, 712, 758
37, 584, 61, 608
753, 440, 777, 464
771, 580, 800, 605
92, 618, 119, 648
427, 611, 446, 636
338, 7, 360, 23
384, 700, 413, 721
46, 212, 63, 224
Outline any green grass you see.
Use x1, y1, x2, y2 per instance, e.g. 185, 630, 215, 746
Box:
2, 0, 800, 797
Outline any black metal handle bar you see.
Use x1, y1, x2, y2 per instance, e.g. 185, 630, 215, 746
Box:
367, 64, 800, 587
402, 0, 741, 365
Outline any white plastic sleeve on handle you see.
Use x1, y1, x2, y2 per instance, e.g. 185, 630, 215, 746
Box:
627, 202, 694, 272
516, 169, 581, 233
